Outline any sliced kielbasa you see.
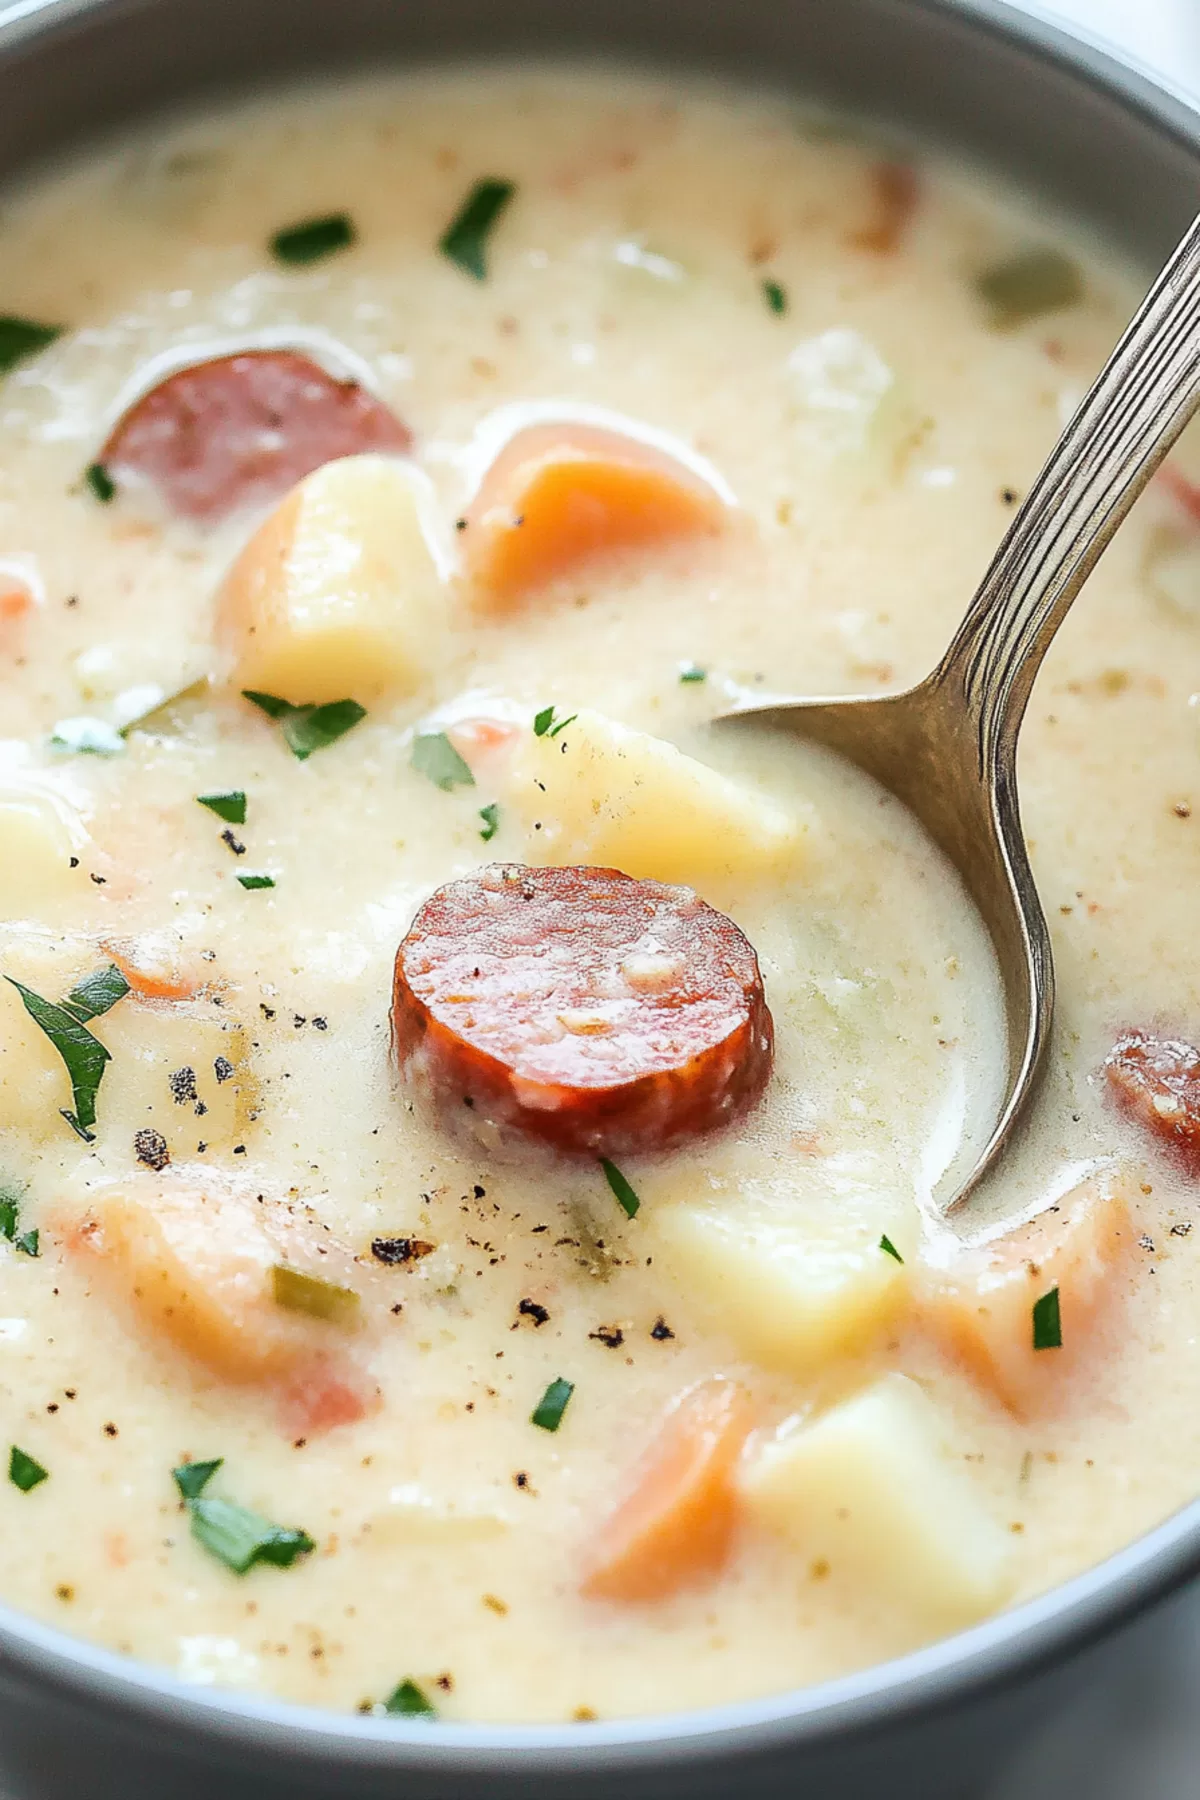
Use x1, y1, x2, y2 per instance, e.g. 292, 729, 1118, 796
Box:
100, 349, 411, 521
391, 864, 774, 1157
1105, 1028, 1200, 1172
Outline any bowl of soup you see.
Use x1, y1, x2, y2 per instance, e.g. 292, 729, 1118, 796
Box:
1, 0, 1200, 1796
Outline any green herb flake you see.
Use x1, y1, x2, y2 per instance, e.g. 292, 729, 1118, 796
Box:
9, 1446, 47, 1492
14, 1230, 39, 1259
197, 790, 247, 826
762, 278, 788, 315
600, 1158, 640, 1220
478, 802, 501, 841
271, 1263, 361, 1327
49, 716, 125, 756
976, 248, 1083, 330
879, 1234, 904, 1264
242, 690, 293, 721
270, 212, 356, 267
1032, 1285, 1062, 1351
439, 178, 516, 280
4, 976, 116, 1140
61, 963, 130, 1024
283, 699, 366, 760
242, 691, 366, 760
189, 1496, 315, 1575
0, 1188, 22, 1242
85, 462, 116, 504
385, 1679, 438, 1718
172, 1459, 223, 1501
531, 1377, 574, 1433
237, 873, 276, 891
0, 316, 63, 376
678, 662, 708, 684
411, 731, 475, 792
533, 705, 576, 739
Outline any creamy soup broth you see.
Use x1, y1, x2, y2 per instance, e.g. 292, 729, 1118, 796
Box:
0, 66, 1196, 1722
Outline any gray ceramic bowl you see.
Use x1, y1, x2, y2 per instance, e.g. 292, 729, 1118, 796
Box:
0, 2, 1197, 1796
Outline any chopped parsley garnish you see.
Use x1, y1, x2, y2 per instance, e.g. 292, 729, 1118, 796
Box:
49, 716, 124, 756
0, 1185, 38, 1255
533, 706, 576, 739
5, 968, 129, 1140
385, 1679, 437, 1718
84, 462, 116, 504
411, 731, 475, 792
197, 790, 247, 825
600, 1158, 640, 1219
271, 1263, 361, 1326
678, 662, 707, 684
172, 1459, 223, 1501
478, 802, 501, 841
173, 1461, 313, 1574
762, 278, 788, 315
9, 1446, 47, 1493
439, 178, 516, 280
62, 963, 130, 1023
531, 1377, 574, 1432
879, 1234, 904, 1263
237, 873, 275, 891
189, 1497, 315, 1574
976, 248, 1082, 330
242, 691, 366, 760
0, 316, 62, 376
270, 212, 356, 266
1032, 1285, 1062, 1351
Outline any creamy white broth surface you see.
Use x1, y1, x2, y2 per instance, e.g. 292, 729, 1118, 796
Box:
0, 66, 1196, 1722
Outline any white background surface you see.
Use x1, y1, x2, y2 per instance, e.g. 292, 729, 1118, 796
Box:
990, 3, 1200, 1795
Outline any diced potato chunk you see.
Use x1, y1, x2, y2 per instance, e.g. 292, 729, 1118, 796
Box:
652, 1182, 911, 1376
0, 785, 88, 921
79, 1176, 362, 1385
462, 421, 727, 602
918, 1176, 1134, 1416
740, 1374, 1011, 1629
507, 707, 805, 886
100, 997, 257, 1160
216, 453, 444, 704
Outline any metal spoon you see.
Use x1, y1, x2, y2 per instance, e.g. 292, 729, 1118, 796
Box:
721, 213, 1200, 1213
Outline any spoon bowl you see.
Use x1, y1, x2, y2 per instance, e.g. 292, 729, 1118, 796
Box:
722, 213, 1200, 1212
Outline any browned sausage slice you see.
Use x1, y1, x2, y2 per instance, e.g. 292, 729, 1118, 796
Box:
392, 864, 774, 1157
101, 350, 412, 521
1105, 1028, 1200, 1172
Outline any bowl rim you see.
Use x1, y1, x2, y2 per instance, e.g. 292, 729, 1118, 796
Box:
1, 0, 1199, 1773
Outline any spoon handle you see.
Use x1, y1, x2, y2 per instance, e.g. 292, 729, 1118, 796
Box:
941, 210, 1200, 769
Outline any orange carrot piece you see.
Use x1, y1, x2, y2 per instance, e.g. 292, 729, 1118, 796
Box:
0, 584, 33, 623
104, 936, 202, 1002
852, 161, 920, 255
581, 1377, 752, 1603
918, 1177, 1134, 1417
462, 422, 726, 602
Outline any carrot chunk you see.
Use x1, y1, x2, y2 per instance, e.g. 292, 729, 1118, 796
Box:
917, 1177, 1133, 1417
852, 161, 920, 254
462, 422, 726, 602
0, 583, 33, 623
104, 934, 203, 1001
581, 1377, 752, 1602
74, 1178, 369, 1409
